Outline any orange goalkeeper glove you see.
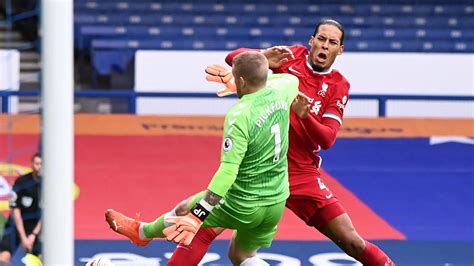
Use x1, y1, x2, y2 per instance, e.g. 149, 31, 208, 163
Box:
163, 199, 214, 246
205, 64, 236, 97
163, 213, 203, 245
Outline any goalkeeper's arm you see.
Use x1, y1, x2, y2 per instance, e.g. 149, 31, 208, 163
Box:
163, 162, 238, 245
190, 162, 238, 220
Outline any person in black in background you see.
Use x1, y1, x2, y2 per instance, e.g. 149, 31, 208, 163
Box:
0, 153, 41, 265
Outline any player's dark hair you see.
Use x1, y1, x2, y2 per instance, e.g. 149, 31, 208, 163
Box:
31, 152, 41, 161
313, 19, 345, 45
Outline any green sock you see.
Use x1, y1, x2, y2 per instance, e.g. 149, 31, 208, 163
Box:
143, 215, 167, 238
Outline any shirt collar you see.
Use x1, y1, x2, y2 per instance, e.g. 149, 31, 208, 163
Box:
306, 55, 333, 75
241, 85, 270, 101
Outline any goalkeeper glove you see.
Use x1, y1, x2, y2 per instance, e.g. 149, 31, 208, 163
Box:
205, 64, 236, 97
163, 200, 212, 245
163, 213, 202, 245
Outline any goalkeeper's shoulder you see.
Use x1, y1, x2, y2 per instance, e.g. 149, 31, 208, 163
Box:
268, 73, 298, 82
268, 73, 299, 97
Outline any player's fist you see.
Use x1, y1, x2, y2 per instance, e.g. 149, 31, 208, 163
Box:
205, 64, 236, 97
163, 213, 203, 245
292, 92, 311, 119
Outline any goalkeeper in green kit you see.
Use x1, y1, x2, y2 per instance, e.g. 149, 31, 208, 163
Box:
105, 51, 310, 265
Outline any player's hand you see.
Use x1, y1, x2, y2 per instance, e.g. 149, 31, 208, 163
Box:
292, 92, 311, 119
163, 213, 203, 245
27, 234, 37, 244
262, 46, 295, 68
21, 236, 33, 252
205, 64, 236, 97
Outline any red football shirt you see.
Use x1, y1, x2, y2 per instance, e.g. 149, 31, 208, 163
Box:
226, 46, 350, 187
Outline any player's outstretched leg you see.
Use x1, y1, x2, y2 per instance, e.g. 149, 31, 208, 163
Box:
319, 213, 395, 266
105, 209, 151, 247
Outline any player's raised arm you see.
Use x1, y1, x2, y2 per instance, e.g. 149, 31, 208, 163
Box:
262, 46, 295, 68
225, 46, 294, 69
225, 48, 257, 66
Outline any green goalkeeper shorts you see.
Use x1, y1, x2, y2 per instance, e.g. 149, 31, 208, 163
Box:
202, 198, 286, 252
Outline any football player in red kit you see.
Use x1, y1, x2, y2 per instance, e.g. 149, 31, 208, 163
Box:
168, 19, 395, 266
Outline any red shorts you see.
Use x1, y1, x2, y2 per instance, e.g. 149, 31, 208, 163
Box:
286, 171, 346, 229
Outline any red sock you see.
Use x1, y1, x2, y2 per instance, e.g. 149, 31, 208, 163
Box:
167, 227, 217, 266
356, 241, 395, 266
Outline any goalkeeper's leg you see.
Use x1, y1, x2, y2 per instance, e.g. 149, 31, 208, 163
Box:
228, 201, 285, 265
105, 191, 206, 245
228, 236, 269, 266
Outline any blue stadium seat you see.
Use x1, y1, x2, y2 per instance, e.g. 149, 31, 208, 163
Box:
78, 26, 185, 50
74, 0, 474, 76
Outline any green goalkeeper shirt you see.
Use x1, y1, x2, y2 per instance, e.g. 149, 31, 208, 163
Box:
208, 73, 299, 208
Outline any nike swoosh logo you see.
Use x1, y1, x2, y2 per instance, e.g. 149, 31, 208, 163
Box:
288, 66, 301, 75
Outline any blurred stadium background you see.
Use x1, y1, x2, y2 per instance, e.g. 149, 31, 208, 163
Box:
0, 0, 473, 265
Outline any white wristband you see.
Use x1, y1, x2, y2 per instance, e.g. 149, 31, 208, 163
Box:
199, 199, 215, 212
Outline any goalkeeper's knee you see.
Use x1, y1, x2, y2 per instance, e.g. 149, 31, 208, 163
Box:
240, 256, 269, 266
